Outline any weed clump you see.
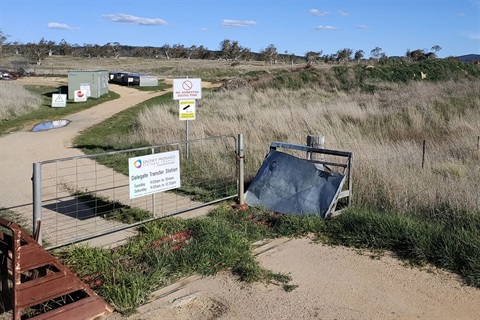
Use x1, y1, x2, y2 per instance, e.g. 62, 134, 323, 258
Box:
59, 204, 480, 315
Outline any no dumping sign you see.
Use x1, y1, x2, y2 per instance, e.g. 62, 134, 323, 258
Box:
173, 78, 202, 100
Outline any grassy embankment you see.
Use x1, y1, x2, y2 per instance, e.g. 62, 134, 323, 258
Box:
76, 59, 480, 216
64, 59, 480, 314
2, 58, 479, 315
58, 204, 480, 315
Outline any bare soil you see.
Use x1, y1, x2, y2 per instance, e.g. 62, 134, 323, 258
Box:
2, 77, 480, 320
108, 237, 480, 320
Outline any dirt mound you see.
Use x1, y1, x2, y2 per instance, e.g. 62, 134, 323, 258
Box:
215, 78, 251, 91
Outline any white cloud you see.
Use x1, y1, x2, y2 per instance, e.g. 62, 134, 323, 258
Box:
356, 24, 369, 29
101, 14, 167, 26
310, 9, 331, 16
222, 19, 256, 28
338, 10, 350, 16
314, 26, 339, 31
47, 22, 76, 30
465, 32, 480, 40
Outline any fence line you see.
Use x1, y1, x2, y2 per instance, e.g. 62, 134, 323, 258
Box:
32, 135, 243, 250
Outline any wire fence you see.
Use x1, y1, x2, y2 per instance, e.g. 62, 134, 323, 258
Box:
324, 135, 480, 215
32, 135, 241, 249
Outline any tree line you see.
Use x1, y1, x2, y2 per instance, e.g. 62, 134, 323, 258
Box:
0, 29, 443, 67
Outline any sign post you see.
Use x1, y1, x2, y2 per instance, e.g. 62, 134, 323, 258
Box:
173, 79, 202, 159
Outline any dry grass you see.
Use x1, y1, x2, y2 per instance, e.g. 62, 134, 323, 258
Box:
129, 79, 480, 216
0, 81, 42, 120
3, 56, 290, 81
4, 55, 478, 216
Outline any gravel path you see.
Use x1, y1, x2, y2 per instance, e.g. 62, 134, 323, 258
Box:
108, 236, 480, 320
0, 77, 166, 215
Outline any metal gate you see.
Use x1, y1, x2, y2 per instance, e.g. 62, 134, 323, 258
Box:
32, 135, 244, 249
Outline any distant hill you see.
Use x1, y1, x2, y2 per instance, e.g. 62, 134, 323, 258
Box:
455, 54, 480, 63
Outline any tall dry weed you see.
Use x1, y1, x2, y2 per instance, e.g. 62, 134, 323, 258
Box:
130, 79, 480, 215
0, 81, 42, 119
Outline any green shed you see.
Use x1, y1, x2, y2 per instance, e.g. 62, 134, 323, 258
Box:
67, 70, 109, 99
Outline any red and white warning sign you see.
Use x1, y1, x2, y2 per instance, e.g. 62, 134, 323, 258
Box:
173, 78, 202, 100
74, 90, 87, 102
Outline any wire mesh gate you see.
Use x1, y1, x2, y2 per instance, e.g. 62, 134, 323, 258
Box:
33, 135, 243, 250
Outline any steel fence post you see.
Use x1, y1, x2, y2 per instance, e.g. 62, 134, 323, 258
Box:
33, 162, 42, 245
237, 134, 245, 205
151, 147, 156, 216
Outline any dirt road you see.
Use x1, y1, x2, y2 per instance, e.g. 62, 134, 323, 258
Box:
0, 77, 167, 209
107, 236, 480, 320
2, 77, 480, 319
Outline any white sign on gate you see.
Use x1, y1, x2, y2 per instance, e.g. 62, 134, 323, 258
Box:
173, 78, 202, 100
128, 150, 181, 199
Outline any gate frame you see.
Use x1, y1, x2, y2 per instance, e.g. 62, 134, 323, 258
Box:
32, 134, 244, 248
269, 141, 353, 218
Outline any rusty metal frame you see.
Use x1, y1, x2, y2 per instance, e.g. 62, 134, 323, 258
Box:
0, 217, 113, 320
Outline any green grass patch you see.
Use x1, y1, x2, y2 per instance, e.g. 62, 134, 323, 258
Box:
319, 209, 480, 287
0, 85, 119, 135
73, 93, 171, 153
57, 205, 314, 315
356, 59, 480, 84
58, 205, 480, 315
260, 60, 480, 93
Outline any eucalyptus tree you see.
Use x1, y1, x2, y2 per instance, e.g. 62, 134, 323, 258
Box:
24, 38, 56, 65
406, 49, 427, 61
431, 45, 442, 55
219, 39, 232, 60
260, 44, 278, 65
83, 43, 103, 58
103, 42, 122, 58
354, 50, 364, 64
305, 51, 322, 65
58, 39, 73, 56
161, 44, 171, 59
196, 45, 211, 59
336, 48, 353, 63
171, 43, 187, 58
187, 44, 197, 59
0, 29, 9, 59
219, 39, 249, 61
285, 51, 298, 65
370, 46, 386, 60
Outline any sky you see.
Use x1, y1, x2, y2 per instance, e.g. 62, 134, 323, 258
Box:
0, 0, 479, 58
